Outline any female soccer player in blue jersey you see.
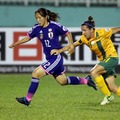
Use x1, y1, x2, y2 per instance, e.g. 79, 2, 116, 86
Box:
9, 8, 96, 106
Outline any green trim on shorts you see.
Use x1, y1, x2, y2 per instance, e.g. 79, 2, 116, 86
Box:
98, 57, 119, 79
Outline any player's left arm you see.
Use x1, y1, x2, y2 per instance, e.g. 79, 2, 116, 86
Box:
112, 27, 120, 34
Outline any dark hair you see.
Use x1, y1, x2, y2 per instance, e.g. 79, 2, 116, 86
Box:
35, 8, 60, 22
81, 16, 95, 29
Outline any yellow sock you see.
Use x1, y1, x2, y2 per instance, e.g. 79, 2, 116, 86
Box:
116, 87, 120, 96
95, 75, 111, 96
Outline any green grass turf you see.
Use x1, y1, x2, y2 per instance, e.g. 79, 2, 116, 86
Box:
0, 73, 120, 120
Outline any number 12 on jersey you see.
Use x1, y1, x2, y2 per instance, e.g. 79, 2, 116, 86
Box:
44, 40, 51, 47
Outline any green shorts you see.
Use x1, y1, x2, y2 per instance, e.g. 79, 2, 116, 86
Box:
98, 57, 119, 79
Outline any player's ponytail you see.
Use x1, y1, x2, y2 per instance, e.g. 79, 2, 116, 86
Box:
35, 8, 60, 22
46, 9, 60, 22
81, 16, 95, 29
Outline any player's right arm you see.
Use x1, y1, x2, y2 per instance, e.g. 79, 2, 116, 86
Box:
112, 27, 120, 34
51, 45, 70, 55
73, 39, 81, 47
51, 39, 81, 55
9, 36, 31, 48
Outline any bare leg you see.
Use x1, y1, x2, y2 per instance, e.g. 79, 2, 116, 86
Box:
105, 75, 119, 94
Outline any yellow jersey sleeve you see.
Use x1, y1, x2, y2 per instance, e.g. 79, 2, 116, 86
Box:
98, 28, 112, 38
75, 35, 88, 46
74, 35, 84, 46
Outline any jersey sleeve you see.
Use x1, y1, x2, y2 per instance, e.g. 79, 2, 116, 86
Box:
55, 22, 69, 35
75, 35, 84, 45
27, 24, 38, 39
75, 39, 82, 45
102, 28, 112, 38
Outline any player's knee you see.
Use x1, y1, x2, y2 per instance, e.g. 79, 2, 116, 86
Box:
32, 69, 46, 78
90, 70, 96, 78
32, 71, 41, 79
90, 70, 101, 79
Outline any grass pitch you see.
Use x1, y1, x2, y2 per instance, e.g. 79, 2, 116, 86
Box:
0, 73, 120, 120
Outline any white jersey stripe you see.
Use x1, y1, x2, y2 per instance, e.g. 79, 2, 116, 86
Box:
46, 54, 61, 72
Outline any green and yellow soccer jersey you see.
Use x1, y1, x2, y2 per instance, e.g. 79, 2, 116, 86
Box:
76, 28, 118, 61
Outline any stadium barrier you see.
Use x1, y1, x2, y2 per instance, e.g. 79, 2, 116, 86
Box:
0, 27, 120, 73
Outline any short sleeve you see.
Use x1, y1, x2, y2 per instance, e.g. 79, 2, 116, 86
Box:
102, 28, 112, 38
54, 22, 69, 36
27, 24, 38, 39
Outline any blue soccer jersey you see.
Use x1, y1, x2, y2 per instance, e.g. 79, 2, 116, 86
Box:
28, 21, 69, 60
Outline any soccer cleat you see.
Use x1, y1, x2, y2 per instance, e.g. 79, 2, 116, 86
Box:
85, 75, 97, 90
100, 95, 114, 105
16, 97, 30, 106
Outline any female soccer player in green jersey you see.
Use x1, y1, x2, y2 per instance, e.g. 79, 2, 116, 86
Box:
51, 16, 120, 105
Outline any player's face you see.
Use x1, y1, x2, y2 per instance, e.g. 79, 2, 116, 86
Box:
81, 25, 94, 39
35, 13, 48, 27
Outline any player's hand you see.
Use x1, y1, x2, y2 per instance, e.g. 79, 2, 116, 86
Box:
68, 44, 75, 55
51, 49, 60, 55
9, 43, 15, 48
